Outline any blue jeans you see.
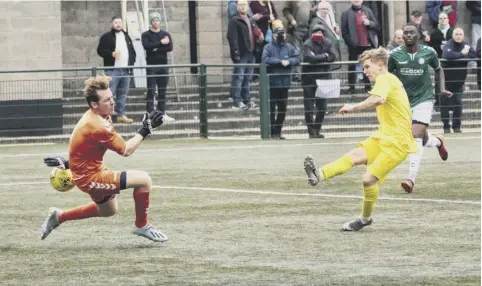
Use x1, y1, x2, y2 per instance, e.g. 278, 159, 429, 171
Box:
106, 68, 130, 116
231, 53, 255, 105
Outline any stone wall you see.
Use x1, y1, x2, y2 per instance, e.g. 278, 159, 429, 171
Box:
0, 1, 62, 101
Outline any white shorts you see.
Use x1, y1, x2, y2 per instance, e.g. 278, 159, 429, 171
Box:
411, 101, 433, 125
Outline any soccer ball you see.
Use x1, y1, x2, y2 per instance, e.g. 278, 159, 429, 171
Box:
49, 167, 75, 192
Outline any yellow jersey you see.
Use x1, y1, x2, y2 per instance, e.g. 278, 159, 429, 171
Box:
368, 72, 418, 153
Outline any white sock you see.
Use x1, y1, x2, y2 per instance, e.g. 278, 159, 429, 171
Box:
408, 138, 424, 184
424, 133, 441, 148
360, 217, 371, 224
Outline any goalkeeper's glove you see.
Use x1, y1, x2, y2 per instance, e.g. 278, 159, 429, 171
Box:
137, 111, 164, 139
44, 156, 69, 169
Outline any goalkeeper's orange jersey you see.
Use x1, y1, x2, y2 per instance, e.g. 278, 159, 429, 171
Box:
68, 110, 126, 184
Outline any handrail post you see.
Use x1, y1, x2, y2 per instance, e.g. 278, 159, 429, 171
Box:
91, 67, 97, 77
259, 63, 270, 139
199, 64, 208, 138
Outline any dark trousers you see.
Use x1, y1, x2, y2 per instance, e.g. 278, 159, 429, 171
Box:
146, 67, 169, 113
440, 87, 463, 130
302, 85, 327, 135
348, 46, 371, 91
270, 87, 289, 136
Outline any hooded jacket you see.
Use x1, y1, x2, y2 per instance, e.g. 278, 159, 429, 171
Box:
301, 25, 337, 85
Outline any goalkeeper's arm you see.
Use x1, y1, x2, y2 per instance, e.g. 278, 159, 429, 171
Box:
44, 156, 69, 169
124, 111, 164, 156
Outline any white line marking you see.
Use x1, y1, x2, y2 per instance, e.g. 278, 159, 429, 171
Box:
2, 136, 480, 158
5, 181, 479, 205
0, 142, 56, 147
153, 185, 481, 205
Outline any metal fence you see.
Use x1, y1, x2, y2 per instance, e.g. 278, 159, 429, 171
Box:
0, 60, 479, 144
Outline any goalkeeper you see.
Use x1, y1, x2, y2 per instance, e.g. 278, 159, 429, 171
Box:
41, 75, 167, 242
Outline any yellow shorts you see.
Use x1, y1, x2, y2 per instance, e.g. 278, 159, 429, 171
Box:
357, 137, 408, 183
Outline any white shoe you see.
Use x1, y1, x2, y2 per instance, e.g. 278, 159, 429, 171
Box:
40, 207, 62, 240
163, 114, 175, 122
133, 224, 168, 242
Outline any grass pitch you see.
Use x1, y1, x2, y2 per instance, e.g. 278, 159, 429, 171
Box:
0, 134, 480, 285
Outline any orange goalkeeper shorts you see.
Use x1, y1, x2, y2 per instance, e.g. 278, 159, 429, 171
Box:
74, 170, 127, 204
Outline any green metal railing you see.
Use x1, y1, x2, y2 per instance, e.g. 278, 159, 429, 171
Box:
0, 59, 479, 144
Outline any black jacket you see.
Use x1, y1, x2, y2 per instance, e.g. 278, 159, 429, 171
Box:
442, 39, 478, 90
97, 30, 136, 68
301, 37, 337, 85
227, 14, 259, 61
430, 27, 454, 58
466, 0, 481, 24
141, 29, 173, 65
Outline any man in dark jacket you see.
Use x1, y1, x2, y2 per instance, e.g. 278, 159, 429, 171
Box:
466, 1, 481, 49
341, 0, 380, 93
441, 28, 478, 133
477, 37, 481, 90
97, 16, 136, 124
227, 0, 264, 110
262, 24, 300, 139
301, 25, 337, 138
141, 12, 175, 122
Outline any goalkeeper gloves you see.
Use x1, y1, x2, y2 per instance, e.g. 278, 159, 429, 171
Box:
44, 156, 69, 169
137, 111, 164, 139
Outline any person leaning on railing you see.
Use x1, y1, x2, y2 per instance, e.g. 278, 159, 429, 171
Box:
301, 24, 337, 139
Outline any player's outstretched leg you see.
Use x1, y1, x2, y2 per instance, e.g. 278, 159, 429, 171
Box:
304, 147, 365, 186
127, 170, 168, 242
342, 172, 379, 231
40, 201, 109, 240
40, 207, 62, 240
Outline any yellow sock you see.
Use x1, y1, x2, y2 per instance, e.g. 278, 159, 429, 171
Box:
361, 184, 379, 219
320, 155, 354, 180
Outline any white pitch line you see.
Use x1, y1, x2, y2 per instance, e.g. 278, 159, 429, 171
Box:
2, 136, 480, 158
5, 181, 478, 206
153, 185, 481, 205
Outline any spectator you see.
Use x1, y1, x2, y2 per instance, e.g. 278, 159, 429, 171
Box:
142, 12, 175, 122
311, 0, 337, 33
283, 0, 320, 81
477, 37, 481, 90
441, 28, 477, 133
410, 10, 431, 44
97, 16, 136, 124
466, 1, 481, 49
386, 29, 404, 51
426, 0, 458, 28
228, 0, 253, 21
310, 1, 341, 63
430, 11, 454, 58
250, 0, 278, 81
301, 25, 337, 139
227, 0, 264, 110
341, 0, 380, 93
262, 22, 301, 139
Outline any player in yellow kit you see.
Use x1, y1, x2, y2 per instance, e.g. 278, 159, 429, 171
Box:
303, 47, 418, 231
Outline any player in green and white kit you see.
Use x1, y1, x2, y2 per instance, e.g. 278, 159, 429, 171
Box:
388, 23, 452, 193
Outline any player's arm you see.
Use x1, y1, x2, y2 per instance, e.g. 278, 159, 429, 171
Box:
430, 48, 452, 97
96, 111, 164, 157
339, 95, 385, 114
339, 76, 387, 114
124, 111, 164, 156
